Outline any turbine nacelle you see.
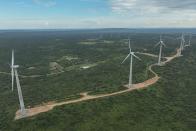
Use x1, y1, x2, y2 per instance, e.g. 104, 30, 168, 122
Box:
130, 52, 141, 61
122, 51, 141, 64
12, 65, 19, 69
155, 41, 166, 47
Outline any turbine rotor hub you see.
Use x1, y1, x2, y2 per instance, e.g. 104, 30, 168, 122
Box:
12, 65, 19, 68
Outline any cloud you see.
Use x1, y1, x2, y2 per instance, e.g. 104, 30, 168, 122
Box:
109, 0, 196, 14
108, 0, 196, 27
1, 15, 196, 29
154, 0, 196, 10
33, 0, 57, 7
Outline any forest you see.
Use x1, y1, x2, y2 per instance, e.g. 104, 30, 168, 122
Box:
0, 29, 195, 131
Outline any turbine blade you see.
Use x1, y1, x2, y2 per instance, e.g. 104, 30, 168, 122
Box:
11, 68, 14, 91
162, 42, 166, 47
128, 39, 131, 49
121, 54, 131, 64
182, 34, 185, 41
182, 36, 185, 41
12, 50, 14, 66
155, 42, 160, 47
132, 53, 141, 61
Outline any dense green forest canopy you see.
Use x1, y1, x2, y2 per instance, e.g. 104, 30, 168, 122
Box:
0, 30, 195, 131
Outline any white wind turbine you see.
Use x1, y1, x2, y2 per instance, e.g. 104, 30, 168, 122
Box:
155, 35, 166, 66
181, 34, 185, 50
11, 50, 26, 116
178, 34, 186, 56
179, 42, 183, 56
122, 39, 141, 88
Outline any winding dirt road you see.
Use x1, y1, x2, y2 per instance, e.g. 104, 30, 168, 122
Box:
136, 52, 158, 58
15, 48, 181, 120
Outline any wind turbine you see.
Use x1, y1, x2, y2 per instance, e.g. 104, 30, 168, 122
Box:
155, 35, 166, 66
122, 39, 141, 88
10, 50, 26, 116
178, 34, 185, 56
180, 34, 185, 50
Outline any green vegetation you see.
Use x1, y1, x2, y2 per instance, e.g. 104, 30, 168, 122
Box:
0, 30, 195, 131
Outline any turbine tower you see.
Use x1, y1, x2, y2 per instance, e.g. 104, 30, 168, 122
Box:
10, 50, 26, 116
188, 34, 192, 46
155, 35, 166, 66
179, 39, 184, 56
11, 50, 14, 91
178, 34, 185, 56
122, 39, 141, 88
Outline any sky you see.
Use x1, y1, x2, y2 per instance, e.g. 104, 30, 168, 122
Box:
0, 0, 196, 29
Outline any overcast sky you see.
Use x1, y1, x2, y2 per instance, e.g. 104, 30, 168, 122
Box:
0, 0, 196, 29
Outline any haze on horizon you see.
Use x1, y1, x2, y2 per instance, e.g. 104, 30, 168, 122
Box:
0, 0, 196, 29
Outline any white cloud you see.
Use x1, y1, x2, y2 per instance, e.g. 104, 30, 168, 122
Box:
108, 0, 196, 27
109, 0, 196, 14
1, 15, 196, 29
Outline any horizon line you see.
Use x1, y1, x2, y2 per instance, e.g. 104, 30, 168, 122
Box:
0, 27, 196, 30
